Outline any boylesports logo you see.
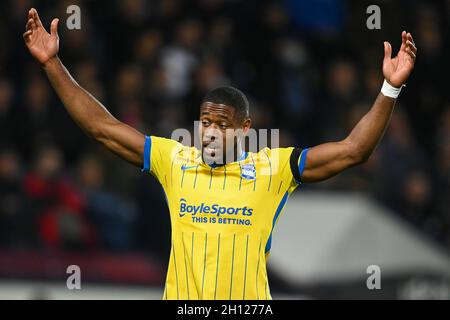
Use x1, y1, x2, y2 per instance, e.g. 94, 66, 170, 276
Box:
179, 198, 253, 218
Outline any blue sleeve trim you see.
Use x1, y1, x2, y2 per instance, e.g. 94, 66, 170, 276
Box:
141, 135, 151, 173
265, 191, 289, 253
298, 148, 310, 179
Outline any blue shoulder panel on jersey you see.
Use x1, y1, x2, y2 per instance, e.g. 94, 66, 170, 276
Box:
298, 148, 310, 178
141, 135, 152, 173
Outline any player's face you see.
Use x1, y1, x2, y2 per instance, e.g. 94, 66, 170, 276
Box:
199, 102, 250, 165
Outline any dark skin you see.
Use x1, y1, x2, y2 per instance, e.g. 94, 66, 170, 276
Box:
23, 8, 417, 183
199, 102, 251, 165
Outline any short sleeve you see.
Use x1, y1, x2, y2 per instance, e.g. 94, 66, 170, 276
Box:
266, 147, 293, 187
267, 146, 309, 190
141, 136, 183, 183
289, 147, 310, 184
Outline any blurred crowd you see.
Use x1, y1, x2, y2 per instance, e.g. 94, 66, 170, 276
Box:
0, 0, 449, 261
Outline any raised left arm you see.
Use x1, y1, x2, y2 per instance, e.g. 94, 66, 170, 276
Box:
301, 31, 417, 183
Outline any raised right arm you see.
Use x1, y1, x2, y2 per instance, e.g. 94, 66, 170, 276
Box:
23, 8, 145, 167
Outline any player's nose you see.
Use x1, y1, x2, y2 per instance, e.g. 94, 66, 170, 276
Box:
203, 127, 222, 143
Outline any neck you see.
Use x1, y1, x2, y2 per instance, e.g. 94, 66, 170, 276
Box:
235, 145, 245, 162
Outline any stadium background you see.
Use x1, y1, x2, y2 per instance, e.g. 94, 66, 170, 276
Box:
0, 0, 449, 299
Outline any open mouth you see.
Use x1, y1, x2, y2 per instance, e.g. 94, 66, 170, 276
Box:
202, 142, 221, 157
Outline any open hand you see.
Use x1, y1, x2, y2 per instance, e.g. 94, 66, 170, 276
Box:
23, 8, 59, 65
383, 31, 417, 88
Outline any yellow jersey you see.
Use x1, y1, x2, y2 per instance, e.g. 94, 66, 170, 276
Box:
142, 135, 309, 300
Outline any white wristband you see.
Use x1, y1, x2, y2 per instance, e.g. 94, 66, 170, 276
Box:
381, 79, 404, 99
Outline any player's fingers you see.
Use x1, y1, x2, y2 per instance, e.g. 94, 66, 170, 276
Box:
23, 30, 33, 42
50, 18, 59, 37
407, 40, 417, 54
27, 8, 34, 22
384, 41, 392, 62
406, 47, 416, 60
400, 30, 407, 51
25, 18, 34, 31
31, 8, 43, 28
25, 16, 37, 31
407, 32, 415, 46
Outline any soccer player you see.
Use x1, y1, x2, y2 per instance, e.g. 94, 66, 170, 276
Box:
23, 8, 416, 299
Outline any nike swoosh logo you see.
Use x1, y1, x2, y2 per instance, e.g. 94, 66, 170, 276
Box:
181, 165, 198, 171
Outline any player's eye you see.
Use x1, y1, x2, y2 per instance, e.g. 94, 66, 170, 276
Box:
201, 120, 210, 127
220, 124, 228, 130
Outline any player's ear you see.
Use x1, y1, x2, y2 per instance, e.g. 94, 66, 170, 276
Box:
242, 118, 251, 134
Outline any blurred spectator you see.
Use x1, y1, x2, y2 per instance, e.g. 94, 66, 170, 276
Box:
77, 154, 137, 251
378, 110, 427, 208
23, 145, 96, 251
160, 18, 203, 99
0, 147, 29, 247
12, 77, 54, 159
436, 106, 450, 246
0, 78, 14, 144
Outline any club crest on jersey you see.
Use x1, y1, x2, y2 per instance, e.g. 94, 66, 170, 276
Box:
241, 164, 256, 180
